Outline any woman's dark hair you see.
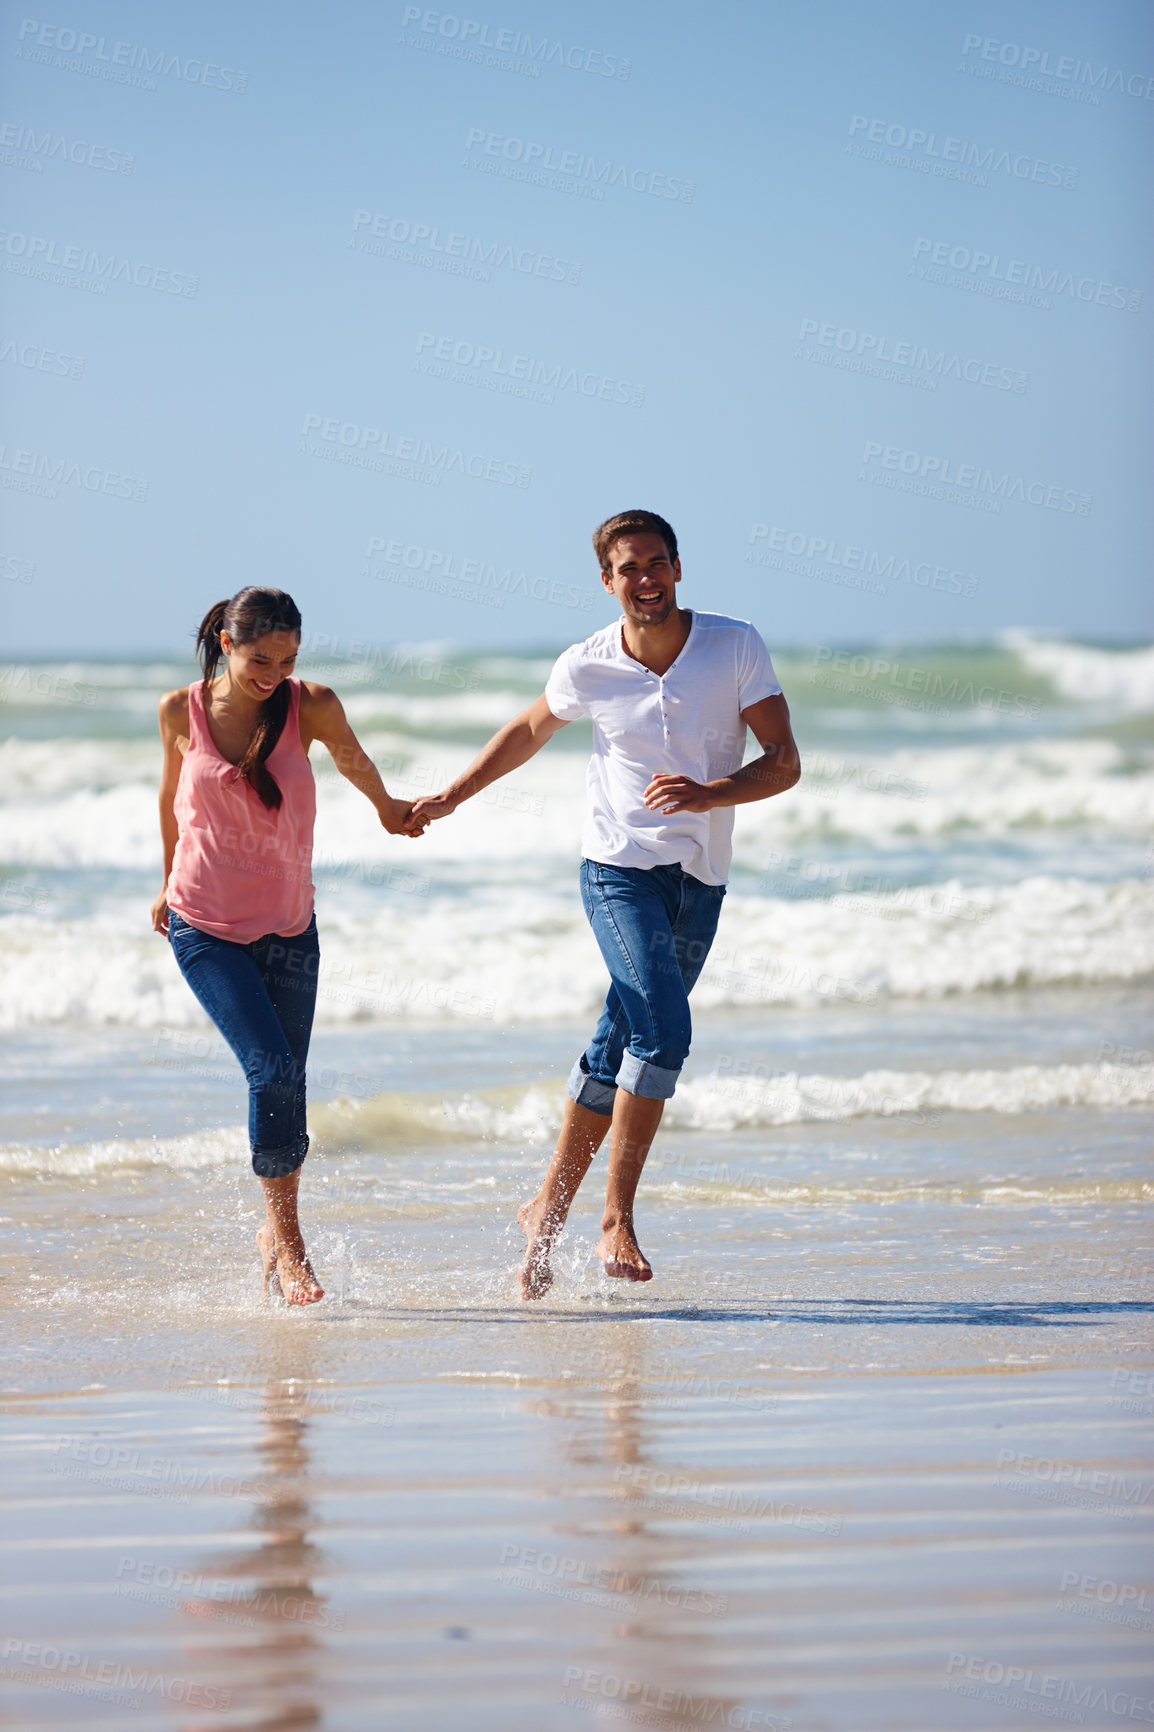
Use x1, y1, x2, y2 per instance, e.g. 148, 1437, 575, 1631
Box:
195, 587, 302, 810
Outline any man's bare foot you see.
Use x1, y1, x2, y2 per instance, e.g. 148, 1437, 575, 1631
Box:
517, 1196, 556, 1301
596, 1221, 652, 1282
258, 1225, 323, 1305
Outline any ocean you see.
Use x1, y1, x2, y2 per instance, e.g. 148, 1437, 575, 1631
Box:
1, 631, 1151, 1727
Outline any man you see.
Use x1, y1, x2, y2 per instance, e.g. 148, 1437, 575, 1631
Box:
413, 509, 800, 1299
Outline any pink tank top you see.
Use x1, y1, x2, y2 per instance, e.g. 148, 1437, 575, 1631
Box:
168, 678, 316, 942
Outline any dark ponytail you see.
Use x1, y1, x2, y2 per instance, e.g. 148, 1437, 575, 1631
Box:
194, 587, 303, 810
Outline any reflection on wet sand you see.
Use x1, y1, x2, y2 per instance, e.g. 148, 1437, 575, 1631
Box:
523, 1331, 755, 1730
181, 1375, 331, 1730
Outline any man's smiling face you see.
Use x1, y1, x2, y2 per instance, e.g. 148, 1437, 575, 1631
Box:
601, 532, 682, 626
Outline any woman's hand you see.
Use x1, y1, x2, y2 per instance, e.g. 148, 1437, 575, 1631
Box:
150, 889, 170, 934
379, 797, 428, 838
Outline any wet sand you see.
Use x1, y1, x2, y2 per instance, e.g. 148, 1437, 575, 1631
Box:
2, 1096, 1151, 1730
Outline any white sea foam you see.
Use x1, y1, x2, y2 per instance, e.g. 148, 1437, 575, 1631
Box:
1, 735, 1149, 871
738, 738, 1154, 855
669, 1060, 1154, 1131
1, 875, 1151, 1031
4, 1060, 1148, 1176
1004, 633, 1154, 713
340, 689, 530, 731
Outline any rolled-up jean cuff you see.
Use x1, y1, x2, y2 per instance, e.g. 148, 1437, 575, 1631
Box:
616, 1052, 681, 1101
251, 1133, 309, 1180
567, 1060, 617, 1116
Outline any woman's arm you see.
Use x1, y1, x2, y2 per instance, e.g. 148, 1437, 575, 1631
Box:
299, 683, 425, 837
151, 688, 189, 933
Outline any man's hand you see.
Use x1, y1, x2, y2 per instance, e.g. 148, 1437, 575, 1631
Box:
410, 791, 459, 825
644, 773, 717, 815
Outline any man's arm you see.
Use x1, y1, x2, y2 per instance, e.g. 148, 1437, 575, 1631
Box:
412, 692, 569, 820
643, 693, 800, 815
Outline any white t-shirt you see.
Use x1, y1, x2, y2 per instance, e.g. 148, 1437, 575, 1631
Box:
544, 610, 782, 886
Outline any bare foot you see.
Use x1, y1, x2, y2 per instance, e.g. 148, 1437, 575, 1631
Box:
259, 1225, 323, 1305
517, 1196, 556, 1301
596, 1220, 652, 1283
256, 1226, 281, 1301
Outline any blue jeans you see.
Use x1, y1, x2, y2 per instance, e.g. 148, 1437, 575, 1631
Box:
569, 860, 725, 1112
168, 911, 319, 1178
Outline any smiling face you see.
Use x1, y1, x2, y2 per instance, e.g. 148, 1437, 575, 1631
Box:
601, 532, 682, 626
220, 628, 300, 702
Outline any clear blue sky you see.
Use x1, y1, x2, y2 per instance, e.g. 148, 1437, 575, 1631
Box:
1, 0, 1150, 652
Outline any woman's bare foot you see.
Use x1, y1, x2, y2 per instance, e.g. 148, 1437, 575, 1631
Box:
256, 1226, 281, 1300
258, 1224, 323, 1305
258, 1168, 323, 1305
517, 1196, 556, 1301
596, 1219, 652, 1282
275, 1236, 324, 1305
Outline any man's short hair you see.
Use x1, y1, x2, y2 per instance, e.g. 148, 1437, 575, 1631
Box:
593, 509, 678, 573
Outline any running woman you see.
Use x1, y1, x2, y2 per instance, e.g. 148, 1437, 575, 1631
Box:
151, 587, 424, 1304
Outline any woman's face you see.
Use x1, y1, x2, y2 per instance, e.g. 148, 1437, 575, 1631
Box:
220, 629, 300, 701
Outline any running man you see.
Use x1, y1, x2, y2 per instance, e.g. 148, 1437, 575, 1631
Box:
413, 510, 800, 1298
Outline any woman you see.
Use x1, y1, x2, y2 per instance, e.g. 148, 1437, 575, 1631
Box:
151, 587, 423, 1304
